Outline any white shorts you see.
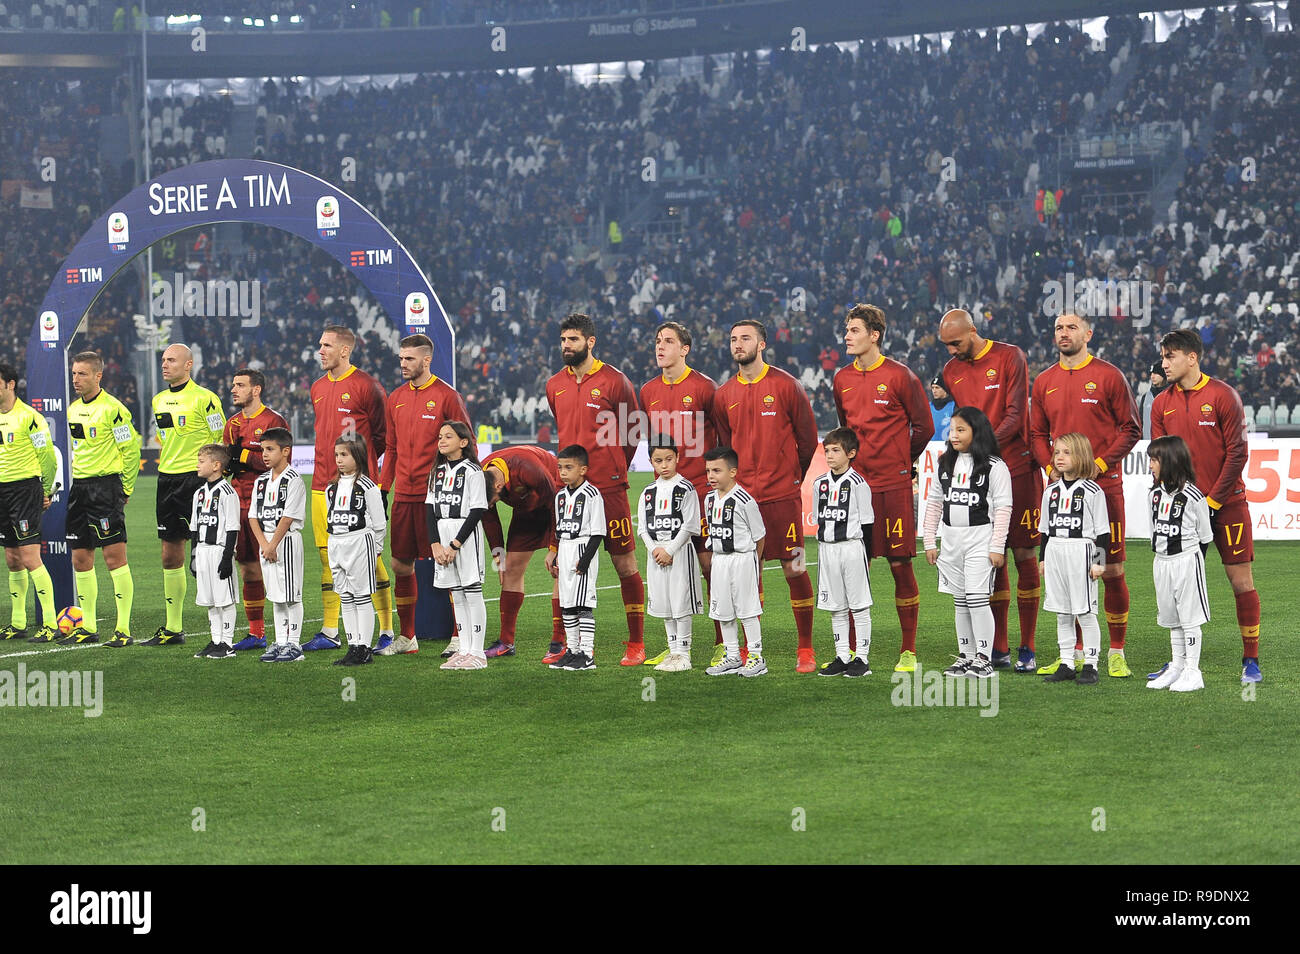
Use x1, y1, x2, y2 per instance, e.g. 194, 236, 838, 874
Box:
259, 529, 304, 605
557, 538, 598, 609
816, 538, 872, 612
433, 522, 486, 590
328, 529, 379, 597
936, 524, 996, 597
708, 550, 762, 621
1153, 551, 1210, 628
194, 544, 238, 607
1042, 537, 1098, 616
645, 543, 703, 619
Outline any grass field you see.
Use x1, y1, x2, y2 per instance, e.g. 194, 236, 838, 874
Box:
1, 472, 1295, 864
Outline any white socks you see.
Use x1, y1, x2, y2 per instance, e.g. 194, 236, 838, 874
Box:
720, 619, 739, 658
830, 608, 872, 663
665, 616, 691, 655
451, 587, 488, 659
1056, 613, 1101, 670
1056, 614, 1077, 670
561, 608, 595, 655
954, 596, 973, 658
272, 601, 303, 646
208, 604, 236, 645
340, 594, 374, 648
967, 593, 992, 659
740, 617, 762, 657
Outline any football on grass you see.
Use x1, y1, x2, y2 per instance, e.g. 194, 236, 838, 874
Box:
56, 606, 84, 635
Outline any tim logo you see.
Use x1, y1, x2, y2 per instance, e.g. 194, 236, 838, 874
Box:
316, 196, 340, 238
50, 884, 151, 934
107, 211, 130, 252
349, 249, 393, 267
405, 292, 429, 326
65, 267, 104, 285
29, 397, 63, 412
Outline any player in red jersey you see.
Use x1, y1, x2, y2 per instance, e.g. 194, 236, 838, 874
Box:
639, 321, 722, 663
545, 313, 647, 665
832, 304, 934, 673
714, 319, 820, 672
939, 308, 1041, 669
1030, 313, 1141, 677
479, 445, 567, 661
308, 325, 391, 650
1151, 328, 1261, 685
223, 368, 288, 650
379, 333, 472, 655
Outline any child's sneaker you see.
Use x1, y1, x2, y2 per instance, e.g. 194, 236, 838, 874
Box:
565, 652, 596, 671
655, 653, 692, 672
1148, 665, 1182, 689
1077, 664, 1100, 685
549, 649, 577, 670
943, 657, 972, 676
820, 656, 849, 676
277, 644, 305, 663
1169, 668, 1204, 692
738, 654, 767, 677
966, 656, 995, 679
260, 643, 285, 662
706, 654, 743, 676
842, 657, 871, 677
1042, 664, 1077, 683
206, 642, 236, 660
1147, 661, 1171, 680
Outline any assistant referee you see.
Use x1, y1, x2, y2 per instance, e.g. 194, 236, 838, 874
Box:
65, 351, 142, 647
146, 344, 225, 645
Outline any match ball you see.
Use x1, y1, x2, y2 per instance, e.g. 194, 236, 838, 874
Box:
56, 606, 84, 635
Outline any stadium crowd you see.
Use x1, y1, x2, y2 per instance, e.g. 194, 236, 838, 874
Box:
5, 8, 1300, 440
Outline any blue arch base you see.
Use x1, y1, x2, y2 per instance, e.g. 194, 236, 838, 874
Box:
26, 159, 455, 637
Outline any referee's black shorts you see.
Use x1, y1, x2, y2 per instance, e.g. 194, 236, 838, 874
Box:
157, 472, 205, 542
67, 474, 128, 549
0, 476, 44, 548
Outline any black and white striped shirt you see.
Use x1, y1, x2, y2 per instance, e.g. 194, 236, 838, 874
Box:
814, 468, 874, 543
703, 484, 764, 554
252, 467, 306, 535
555, 481, 604, 542
190, 479, 240, 546
1150, 482, 1214, 556
933, 454, 1013, 527
1038, 477, 1108, 540
326, 474, 385, 536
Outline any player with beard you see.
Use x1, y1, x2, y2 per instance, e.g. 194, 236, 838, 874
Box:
939, 309, 1040, 670
714, 320, 820, 671
1030, 313, 1141, 677
544, 313, 647, 665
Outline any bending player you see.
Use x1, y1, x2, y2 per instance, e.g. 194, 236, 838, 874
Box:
480, 445, 566, 660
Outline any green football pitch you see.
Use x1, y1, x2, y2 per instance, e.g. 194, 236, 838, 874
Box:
1, 473, 1295, 864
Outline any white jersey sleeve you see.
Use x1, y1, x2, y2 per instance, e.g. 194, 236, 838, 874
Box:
285, 474, 307, 524
1190, 490, 1214, 546
853, 476, 874, 526
989, 459, 1013, 511
219, 485, 240, 534
464, 466, 488, 512
1084, 483, 1109, 539
189, 489, 200, 533
585, 487, 607, 538
741, 495, 764, 545
669, 485, 699, 555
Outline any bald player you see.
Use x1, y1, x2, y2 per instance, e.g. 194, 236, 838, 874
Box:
1151, 328, 1261, 684
939, 309, 1040, 670
308, 325, 392, 651
1030, 313, 1141, 677
147, 344, 226, 645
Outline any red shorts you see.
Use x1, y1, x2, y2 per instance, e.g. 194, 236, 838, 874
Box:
1006, 468, 1045, 550
235, 510, 260, 564
600, 486, 636, 556
1103, 482, 1127, 564
869, 485, 917, 559
505, 506, 555, 553
391, 499, 431, 563
1212, 496, 1254, 565
758, 498, 804, 562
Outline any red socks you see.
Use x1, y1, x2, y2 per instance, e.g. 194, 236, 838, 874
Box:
1234, 589, 1261, 657
1103, 576, 1130, 650
788, 572, 815, 651
499, 590, 524, 646
395, 572, 416, 639
620, 574, 645, 646
243, 577, 265, 638
991, 564, 1011, 654
551, 596, 564, 642
890, 561, 920, 654
1014, 557, 1040, 652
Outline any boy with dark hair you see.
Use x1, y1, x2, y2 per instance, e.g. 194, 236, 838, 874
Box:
546, 444, 605, 671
